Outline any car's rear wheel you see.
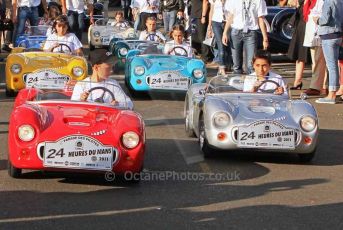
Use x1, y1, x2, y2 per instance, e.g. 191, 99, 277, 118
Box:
298, 149, 316, 163
5, 87, 16, 97
199, 115, 213, 158
8, 160, 22, 178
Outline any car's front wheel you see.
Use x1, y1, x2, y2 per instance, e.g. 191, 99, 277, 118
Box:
184, 99, 195, 137
298, 149, 316, 163
5, 87, 16, 97
199, 115, 213, 158
8, 161, 22, 178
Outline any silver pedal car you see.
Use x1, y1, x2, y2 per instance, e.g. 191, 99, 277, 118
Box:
184, 75, 319, 162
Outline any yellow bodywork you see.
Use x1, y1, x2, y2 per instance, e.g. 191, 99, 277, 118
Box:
6, 49, 88, 93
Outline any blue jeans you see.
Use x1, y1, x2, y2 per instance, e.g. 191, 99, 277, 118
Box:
230, 29, 257, 74
67, 11, 85, 41
212, 21, 232, 67
15, 6, 39, 38
163, 10, 177, 33
322, 38, 342, 91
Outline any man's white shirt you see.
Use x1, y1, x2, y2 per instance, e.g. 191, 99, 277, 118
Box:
65, 0, 94, 13
224, 0, 267, 30
71, 77, 133, 109
16, 0, 41, 7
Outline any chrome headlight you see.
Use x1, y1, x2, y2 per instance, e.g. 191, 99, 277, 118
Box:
122, 131, 139, 149
11, 64, 22, 74
213, 112, 230, 128
72, 66, 84, 77
193, 69, 203, 79
93, 31, 100, 37
119, 47, 128, 56
134, 66, 145, 76
18, 125, 35, 142
300, 116, 316, 132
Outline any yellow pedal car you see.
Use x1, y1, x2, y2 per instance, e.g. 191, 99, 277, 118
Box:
5, 43, 88, 97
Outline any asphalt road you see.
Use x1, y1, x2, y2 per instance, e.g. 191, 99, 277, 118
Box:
1, 52, 343, 229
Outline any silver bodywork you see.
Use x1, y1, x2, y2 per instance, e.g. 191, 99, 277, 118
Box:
184, 75, 319, 160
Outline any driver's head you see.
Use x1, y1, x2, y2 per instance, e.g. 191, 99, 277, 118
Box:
170, 24, 186, 44
52, 15, 70, 36
89, 49, 116, 81
115, 11, 124, 22
146, 17, 157, 32
252, 50, 272, 78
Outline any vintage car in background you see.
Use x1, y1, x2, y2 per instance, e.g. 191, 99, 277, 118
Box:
14, 26, 49, 48
88, 18, 136, 50
184, 75, 318, 162
257, 6, 295, 53
8, 80, 145, 181
5, 41, 88, 97
125, 43, 206, 97
109, 39, 160, 69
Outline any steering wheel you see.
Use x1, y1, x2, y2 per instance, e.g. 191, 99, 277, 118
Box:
51, 43, 72, 53
168, 46, 188, 57
87, 86, 115, 103
255, 80, 280, 93
145, 33, 163, 43
114, 21, 128, 29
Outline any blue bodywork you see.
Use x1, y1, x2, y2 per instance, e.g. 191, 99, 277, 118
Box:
15, 35, 47, 48
125, 48, 206, 93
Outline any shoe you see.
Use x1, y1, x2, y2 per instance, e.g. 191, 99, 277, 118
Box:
315, 97, 336, 104
2, 44, 12, 52
217, 66, 226, 75
336, 95, 343, 102
320, 88, 329, 96
206, 61, 219, 68
290, 82, 303, 90
303, 88, 320, 96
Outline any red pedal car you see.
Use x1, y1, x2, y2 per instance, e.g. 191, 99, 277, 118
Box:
7, 80, 145, 181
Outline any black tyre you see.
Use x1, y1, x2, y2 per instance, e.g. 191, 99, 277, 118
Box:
184, 99, 195, 137
5, 87, 16, 97
89, 42, 95, 51
8, 161, 22, 178
199, 115, 213, 158
298, 149, 316, 163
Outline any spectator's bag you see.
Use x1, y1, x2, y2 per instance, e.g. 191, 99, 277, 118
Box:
303, 15, 321, 47
203, 36, 216, 47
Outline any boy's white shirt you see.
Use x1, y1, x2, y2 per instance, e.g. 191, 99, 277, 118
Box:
243, 71, 288, 95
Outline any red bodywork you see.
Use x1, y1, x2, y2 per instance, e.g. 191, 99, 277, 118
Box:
8, 88, 145, 174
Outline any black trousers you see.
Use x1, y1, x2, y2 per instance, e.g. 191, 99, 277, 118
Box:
191, 18, 213, 62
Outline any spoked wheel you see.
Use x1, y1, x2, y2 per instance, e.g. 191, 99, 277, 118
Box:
8, 160, 22, 178
199, 115, 213, 158
281, 18, 294, 40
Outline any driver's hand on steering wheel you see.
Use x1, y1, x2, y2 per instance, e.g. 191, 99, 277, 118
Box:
252, 81, 262, 92
80, 91, 90, 101
110, 100, 119, 106
274, 87, 284, 95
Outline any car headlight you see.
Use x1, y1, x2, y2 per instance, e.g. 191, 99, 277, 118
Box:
134, 66, 145, 76
119, 47, 128, 56
213, 112, 230, 128
300, 116, 316, 132
11, 64, 22, 74
93, 31, 100, 37
122, 131, 139, 149
193, 69, 203, 79
72, 66, 84, 77
18, 125, 35, 142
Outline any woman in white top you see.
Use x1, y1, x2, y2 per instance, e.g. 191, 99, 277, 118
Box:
43, 15, 83, 56
164, 24, 192, 58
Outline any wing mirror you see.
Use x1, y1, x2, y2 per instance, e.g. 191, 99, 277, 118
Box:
199, 89, 206, 95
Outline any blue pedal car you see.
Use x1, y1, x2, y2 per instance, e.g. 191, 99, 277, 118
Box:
15, 26, 49, 48
125, 43, 206, 96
